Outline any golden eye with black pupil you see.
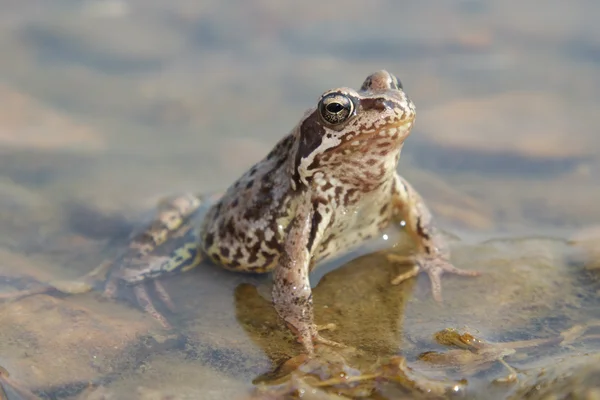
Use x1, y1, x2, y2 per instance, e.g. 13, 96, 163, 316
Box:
318, 93, 354, 125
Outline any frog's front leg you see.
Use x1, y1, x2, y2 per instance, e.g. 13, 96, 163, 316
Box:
272, 196, 344, 355
389, 175, 480, 302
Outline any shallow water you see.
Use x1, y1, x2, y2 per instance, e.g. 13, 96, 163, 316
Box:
0, 1, 599, 399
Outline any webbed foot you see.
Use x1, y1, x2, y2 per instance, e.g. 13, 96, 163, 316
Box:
133, 284, 173, 329
388, 253, 480, 302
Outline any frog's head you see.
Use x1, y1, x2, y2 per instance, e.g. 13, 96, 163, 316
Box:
291, 70, 415, 191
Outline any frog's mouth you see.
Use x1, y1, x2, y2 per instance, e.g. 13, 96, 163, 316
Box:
343, 118, 415, 150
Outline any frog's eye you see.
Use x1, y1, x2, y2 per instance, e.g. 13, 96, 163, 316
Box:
318, 93, 354, 125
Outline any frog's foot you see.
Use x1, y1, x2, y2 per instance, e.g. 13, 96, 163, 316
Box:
101, 276, 174, 329
288, 322, 346, 356
313, 333, 346, 349
388, 254, 480, 302
102, 276, 119, 299
314, 323, 346, 348
152, 280, 176, 312
316, 323, 337, 332
133, 284, 173, 329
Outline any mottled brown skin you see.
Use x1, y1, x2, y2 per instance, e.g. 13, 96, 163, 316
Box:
0, 71, 479, 353
198, 70, 479, 354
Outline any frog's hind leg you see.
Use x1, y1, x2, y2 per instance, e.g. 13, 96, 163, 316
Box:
0, 193, 203, 303
136, 241, 205, 320
150, 241, 205, 313
111, 197, 208, 328
97, 254, 196, 330
124, 193, 204, 261
119, 243, 204, 329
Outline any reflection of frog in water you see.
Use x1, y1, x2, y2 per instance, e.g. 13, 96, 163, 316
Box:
1, 71, 479, 355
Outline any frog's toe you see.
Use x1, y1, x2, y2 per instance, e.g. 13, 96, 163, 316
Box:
101, 277, 119, 299
313, 332, 360, 358
424, 265, 445, 302
390, 264, 420, 286
287, 322, 343, 356
444, 264, 481, 278
390, 255, 480, 302
152, 280, 176, 312
133, 284, 173, 329
313, 333, 346, 349
422, 258, 480, 302
316, 323, 337, 332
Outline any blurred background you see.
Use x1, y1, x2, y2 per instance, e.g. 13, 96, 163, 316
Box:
1, 0, 599, 234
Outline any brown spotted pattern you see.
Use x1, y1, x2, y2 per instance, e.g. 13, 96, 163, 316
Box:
198, 70, 479, 354
199, 70, 415, 273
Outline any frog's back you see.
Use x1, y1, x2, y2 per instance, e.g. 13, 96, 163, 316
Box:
199, 134, 296, 272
